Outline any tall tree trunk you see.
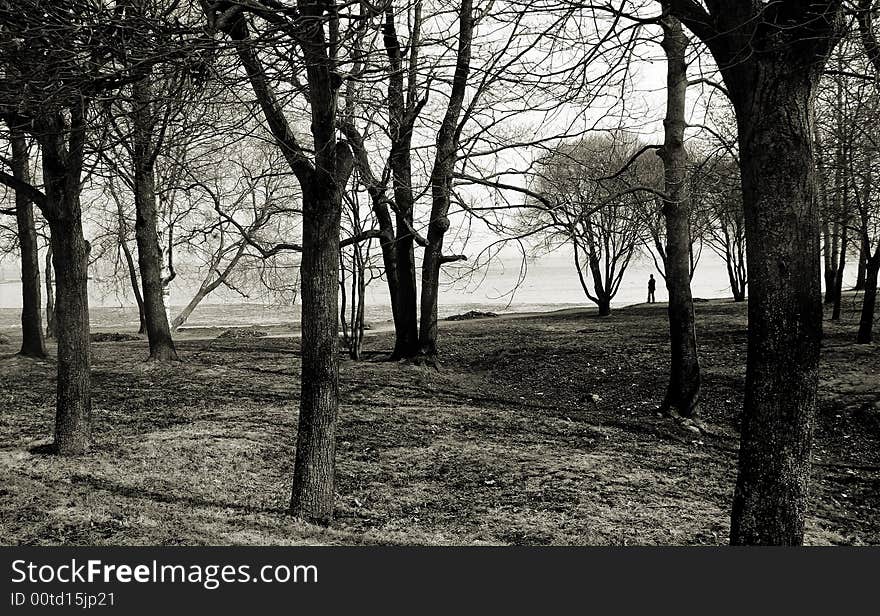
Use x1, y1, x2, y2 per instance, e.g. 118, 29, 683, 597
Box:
418, 0, 473, 359
45, 247, 56, 339
41, 125, 92, 456
384, 8, 421, 360
132, 75, 178, 361
857, 247, 879, 344
10, 131, 46, 358
289, 159, 349, 525
728, 69, 824, 546
211, 2, 354, 524
286, 0, 355, 522
659, 16, 700, 417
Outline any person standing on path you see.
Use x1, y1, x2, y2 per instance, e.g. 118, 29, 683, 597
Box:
648, 274, 656, 304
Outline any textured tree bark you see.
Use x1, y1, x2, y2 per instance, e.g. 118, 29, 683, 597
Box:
286, 2, 355, 524
10, 132, 46, 358
290, 178, 342, 525
728, 70, 824, 545
42, 130, 92, 456
857, 248, 879, 344
211, 0, 372, 523
668, 0, 843, 546
132, 75, 178, 361
659, 16, 700, 418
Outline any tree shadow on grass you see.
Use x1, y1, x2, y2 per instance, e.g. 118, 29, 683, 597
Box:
70, 473, 287, 516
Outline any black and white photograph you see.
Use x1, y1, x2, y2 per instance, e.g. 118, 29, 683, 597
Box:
1, 0, 879, 586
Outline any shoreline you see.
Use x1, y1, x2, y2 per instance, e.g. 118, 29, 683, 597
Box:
0, 295, 741, 340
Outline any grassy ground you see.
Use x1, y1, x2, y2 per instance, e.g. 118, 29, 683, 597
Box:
0, 298, 878, 545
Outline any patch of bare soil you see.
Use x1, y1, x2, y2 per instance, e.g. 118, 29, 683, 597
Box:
218, 327, 269, 339
0, 299, 877, 545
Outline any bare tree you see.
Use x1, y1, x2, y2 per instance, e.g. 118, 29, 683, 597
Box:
657, 12, 700, 417
417, 0, 476, 358
203, 0, 357, 523
702, 158, 748, 302
5, 131, 47, 357
663, 0, 845, 545
527, 135, 650, 316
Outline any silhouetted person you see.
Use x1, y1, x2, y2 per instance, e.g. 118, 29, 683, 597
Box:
648, 274, 656, 303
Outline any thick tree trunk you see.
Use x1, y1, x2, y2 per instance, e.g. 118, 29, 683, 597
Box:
596, 297, 611, 317
42, 144, 92, 455
10, 132, 46, 358
659, 17, 700, 418
48, 219, 92, 455
857, 248, 879, 344
215, 2, 353, 524
132, 76, 178, 361
666, 2, 841, 541
728, 70, 824, 546
286, 0, 355, 522
290, 181, 342, 525
390, 161, 419, 360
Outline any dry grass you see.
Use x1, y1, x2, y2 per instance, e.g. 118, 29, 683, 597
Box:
0, 298, 878, 545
